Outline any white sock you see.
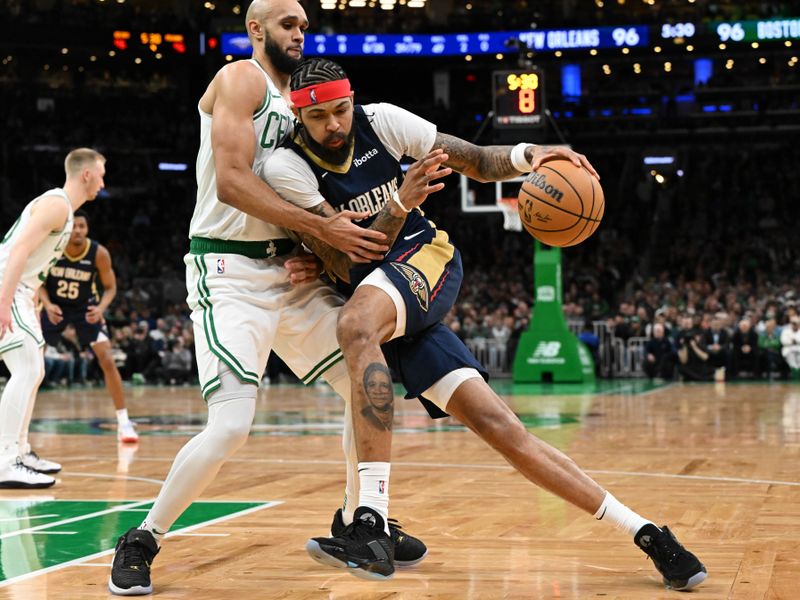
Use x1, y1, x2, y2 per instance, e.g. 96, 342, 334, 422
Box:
357, 461, 390, 534
116, 408, 129, 425
593, 491, 655, 538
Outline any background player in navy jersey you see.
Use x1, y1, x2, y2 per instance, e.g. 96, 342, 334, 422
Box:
39, 210, 138, 443
264, 58, 706, 590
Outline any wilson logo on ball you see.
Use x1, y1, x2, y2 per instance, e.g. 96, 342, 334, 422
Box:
525, 172, 564, 203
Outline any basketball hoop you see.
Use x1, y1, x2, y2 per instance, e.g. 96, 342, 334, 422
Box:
497, 197, 522, 232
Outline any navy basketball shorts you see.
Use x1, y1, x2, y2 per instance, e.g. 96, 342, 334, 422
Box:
382, 322, 489, 419
41, 308, 108, 349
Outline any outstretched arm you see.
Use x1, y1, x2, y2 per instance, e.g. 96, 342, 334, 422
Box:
431, 132, 599, 183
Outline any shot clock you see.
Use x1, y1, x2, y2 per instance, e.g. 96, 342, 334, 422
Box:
492, 69, 545, 129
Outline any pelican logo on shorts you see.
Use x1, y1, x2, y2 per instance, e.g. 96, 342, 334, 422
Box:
216, 258, 225, 274
309, 88, 318, 104
391, 262, 429, 312
526, 172, 564, 203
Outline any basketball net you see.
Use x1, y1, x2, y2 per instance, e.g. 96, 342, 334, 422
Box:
497, 197, 522, 232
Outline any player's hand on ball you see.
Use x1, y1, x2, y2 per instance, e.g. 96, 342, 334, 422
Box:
284, 254, 323, 285
529, 145, 600, 180
395, 149, 452, 212
45, 303, 64, 325
85, 305, 102, 324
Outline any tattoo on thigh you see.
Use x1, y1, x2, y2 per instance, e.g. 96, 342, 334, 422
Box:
360, 362, 394, 431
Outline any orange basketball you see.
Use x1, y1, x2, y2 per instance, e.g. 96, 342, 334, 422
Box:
517, 159, 604, 247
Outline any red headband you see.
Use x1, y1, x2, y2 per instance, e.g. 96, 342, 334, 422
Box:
290, 79, 352, 108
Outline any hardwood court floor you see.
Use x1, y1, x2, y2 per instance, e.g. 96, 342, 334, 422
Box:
1, 379, 800, 599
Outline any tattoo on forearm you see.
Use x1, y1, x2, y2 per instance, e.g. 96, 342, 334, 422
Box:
360, 362, 394, 431
296, 204, 352, 281
295, 201, 405, 282
370, 203, 405, 247
434, 132, 521, 181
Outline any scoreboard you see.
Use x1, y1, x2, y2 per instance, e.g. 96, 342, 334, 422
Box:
218, 16, 800, 58
492, 69, 545, 129
221, 26, 649, 58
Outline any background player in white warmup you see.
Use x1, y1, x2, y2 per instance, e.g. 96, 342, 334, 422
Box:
0, 147, 106, 488
39, 210, 139, 443
108, 0, 390, 595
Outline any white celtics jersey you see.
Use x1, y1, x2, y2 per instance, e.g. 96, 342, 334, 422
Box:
190, 59, 295, 242
0, 188, 73, 291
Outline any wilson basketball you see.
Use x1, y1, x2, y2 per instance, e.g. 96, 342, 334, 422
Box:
517, 159, 604, 247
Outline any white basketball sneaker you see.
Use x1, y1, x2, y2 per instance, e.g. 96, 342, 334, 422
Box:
0, 458, 56, 488
21, 450, 62, 474
117, 421, 139, 444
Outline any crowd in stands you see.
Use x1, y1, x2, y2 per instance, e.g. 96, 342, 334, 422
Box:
2, 1, 796, 39
1, 2, 798, 387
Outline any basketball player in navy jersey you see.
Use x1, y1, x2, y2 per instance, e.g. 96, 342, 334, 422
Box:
39, 210, 138, 443
264, 58, 706, 590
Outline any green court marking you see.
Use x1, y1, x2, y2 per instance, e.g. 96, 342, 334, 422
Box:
28, 379, 669, 438
0, 499, 277, 585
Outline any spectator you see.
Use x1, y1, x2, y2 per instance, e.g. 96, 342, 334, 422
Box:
159, 338, 193, 385
730, 318, 760, 379
759, 319, 788, 380
677, 329, 713, 382
781, 316, 800, 378
703, 316, 730, 380
644, 323, 675, 380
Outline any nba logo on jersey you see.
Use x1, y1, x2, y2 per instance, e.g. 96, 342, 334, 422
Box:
378, 480, 385, 494
216, 258, 225, 274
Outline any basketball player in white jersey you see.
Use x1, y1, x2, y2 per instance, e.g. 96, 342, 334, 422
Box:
0, 147, 106, 488
108, 0, 390, 594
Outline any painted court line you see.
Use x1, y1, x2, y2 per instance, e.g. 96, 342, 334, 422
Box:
585, 469, 800, 488
62, 471, 165, 485
0, 499, 153, 540
0, 501, 282, 589
170, 532, 230, 537
0, 514, 59, 523
62, 456, 800, 489
29, 531, 77, 535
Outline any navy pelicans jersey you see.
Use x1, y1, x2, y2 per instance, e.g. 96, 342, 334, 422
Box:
267, 103, 487, 418
45, 240, 100, 309
276, 104, 462, 334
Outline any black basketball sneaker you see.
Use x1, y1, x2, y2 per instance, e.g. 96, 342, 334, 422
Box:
306, 506, 395, 580
634, 524, 707, 590
330, 508, 428, 567
108, 528, 160, 596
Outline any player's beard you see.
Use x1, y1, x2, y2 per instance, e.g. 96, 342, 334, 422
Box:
302, 128, 355, 165
264, 31, 302, 75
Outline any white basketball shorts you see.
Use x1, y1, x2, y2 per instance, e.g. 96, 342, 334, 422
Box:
0, 286, 44, 356
185, 252, 344, 400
